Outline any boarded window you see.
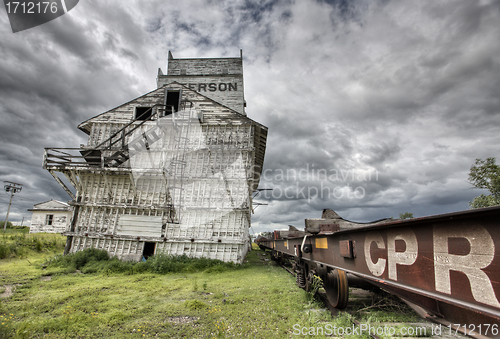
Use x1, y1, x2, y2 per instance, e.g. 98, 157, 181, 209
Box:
135, 107, 152, 120
116, 215, 162, 237
45, 214, 53, 225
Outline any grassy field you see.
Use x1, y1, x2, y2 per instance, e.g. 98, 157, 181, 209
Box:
0, 230, 420, 338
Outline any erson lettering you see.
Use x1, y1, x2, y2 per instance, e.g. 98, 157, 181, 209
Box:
180, 83, 238, 92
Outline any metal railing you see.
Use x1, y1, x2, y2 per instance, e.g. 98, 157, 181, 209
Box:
43, 148, 103, 169
43, 101, 194, 169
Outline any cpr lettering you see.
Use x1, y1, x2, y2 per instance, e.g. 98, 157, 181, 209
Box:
388, 230, 417, 280
364, 232, 386, 276
364, 226, 500, 308
434, 225, 500, 308
364, 229, 417, 280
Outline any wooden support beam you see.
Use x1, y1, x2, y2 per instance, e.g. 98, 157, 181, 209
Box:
49, 170, 76, 200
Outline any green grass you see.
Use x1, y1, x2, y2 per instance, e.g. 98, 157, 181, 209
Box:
0, 231, 66, 287
348, 290, 420, 324
0, 233, 336, 338
0, 229, 65, 260
0, 230, 423, 338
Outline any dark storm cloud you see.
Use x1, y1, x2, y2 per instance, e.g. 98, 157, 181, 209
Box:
142, 0, 292, 62
248, 0, 500, 231
0, 0, 159, 222
0, 0, 498, 233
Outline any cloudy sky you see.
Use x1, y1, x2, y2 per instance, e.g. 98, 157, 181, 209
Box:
0, 0, 499, 234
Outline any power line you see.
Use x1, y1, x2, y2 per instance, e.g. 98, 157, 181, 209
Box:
3, 181, 23, 232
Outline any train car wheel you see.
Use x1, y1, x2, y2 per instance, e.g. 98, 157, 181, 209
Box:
296, 270, 306, 289
324, 269, 349, 309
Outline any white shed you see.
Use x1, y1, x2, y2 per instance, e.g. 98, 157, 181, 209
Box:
28, 200, 73, 233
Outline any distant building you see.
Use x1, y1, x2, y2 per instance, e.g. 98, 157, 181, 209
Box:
43, 51, 267, 263
28, 200, 73, 233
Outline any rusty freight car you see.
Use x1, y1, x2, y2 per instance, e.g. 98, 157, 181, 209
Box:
257, 206, 500, 338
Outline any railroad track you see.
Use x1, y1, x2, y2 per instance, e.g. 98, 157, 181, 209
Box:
273, 257, 467, 339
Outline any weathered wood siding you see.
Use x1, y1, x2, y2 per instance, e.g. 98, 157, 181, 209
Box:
58, 54, 267, 264
30, 210, 71, 233
116, 215, 163, 237
157, 55, 245, 115
69, 236, 144, 262
29, 200, 73, 233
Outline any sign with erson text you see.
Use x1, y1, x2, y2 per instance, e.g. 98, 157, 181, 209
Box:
180, 83, 238, 92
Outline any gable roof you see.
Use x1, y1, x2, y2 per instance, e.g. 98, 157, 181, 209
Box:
28, 199, 72, 211
77, 86, 167, 134
78, 81, 267, 133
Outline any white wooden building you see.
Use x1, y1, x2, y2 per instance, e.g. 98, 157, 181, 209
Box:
28, 200, 73, 233
43, 51, 267, 263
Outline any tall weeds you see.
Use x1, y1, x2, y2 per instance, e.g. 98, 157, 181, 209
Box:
0, 232, 65, 259
47, 248, 240, 275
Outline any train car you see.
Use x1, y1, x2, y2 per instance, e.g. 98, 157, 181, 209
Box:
258, 206, 500, 338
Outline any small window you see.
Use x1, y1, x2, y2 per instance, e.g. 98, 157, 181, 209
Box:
46, 214, 53, 225
180, 69, 187, 75
135, 107, 152, 120
164, 90, 181, 115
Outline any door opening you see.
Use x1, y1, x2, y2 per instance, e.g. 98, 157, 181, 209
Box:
143, 242, 156, 259
164, 90, 181, 115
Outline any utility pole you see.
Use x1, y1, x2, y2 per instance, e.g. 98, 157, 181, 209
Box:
3, 181, 23, 232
